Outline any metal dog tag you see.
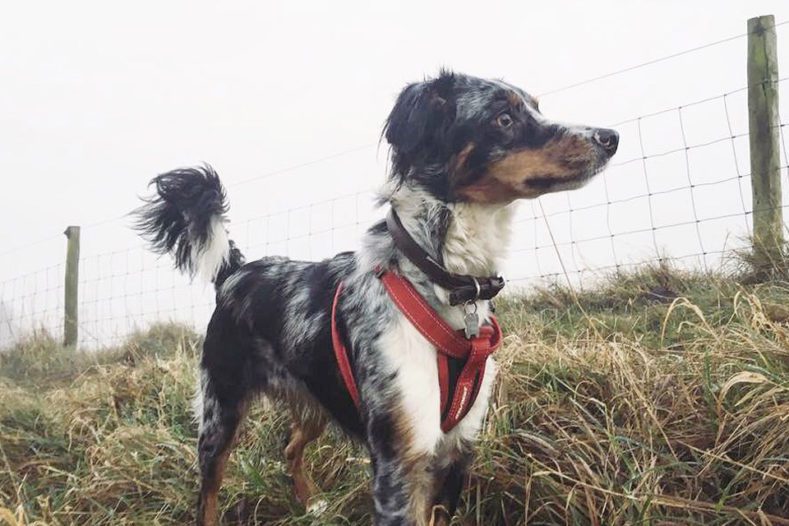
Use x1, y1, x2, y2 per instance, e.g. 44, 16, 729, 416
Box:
464, 311, 480, 339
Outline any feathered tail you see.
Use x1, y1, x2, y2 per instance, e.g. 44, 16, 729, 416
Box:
133, 165, 244, 289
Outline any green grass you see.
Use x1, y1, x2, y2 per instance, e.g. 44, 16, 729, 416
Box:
1, 265, 788, 525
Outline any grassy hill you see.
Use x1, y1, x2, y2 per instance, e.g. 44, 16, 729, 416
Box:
1, 264, 788, 525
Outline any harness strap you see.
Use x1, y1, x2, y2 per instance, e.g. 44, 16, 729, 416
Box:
331, 270, 502, 432
331, 283, 361, 408
378, 271, 501, 358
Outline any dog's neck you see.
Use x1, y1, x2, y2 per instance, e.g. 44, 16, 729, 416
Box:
360, 182, 516, 315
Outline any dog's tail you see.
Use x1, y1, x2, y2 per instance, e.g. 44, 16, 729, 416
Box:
133, 165, 245, 290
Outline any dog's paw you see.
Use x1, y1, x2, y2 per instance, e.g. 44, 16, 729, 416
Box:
429, 505, 451, 526
307, 499, 328, 516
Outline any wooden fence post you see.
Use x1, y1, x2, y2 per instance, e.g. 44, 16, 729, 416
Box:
64, 225, 80, 347
748, 14, 783, 273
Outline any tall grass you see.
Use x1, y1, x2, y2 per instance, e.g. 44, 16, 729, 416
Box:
0, 266, 787, 525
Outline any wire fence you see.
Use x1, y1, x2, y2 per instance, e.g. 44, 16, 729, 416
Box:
508, 82, 789, 282
1, 21, 788, 348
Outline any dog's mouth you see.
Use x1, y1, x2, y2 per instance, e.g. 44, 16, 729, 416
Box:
454, 130, 617, 204
522, 157, 611, 193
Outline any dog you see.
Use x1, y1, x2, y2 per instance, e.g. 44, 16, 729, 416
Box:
134, 70, 618, 526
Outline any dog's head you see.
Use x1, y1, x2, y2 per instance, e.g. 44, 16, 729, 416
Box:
384, 70, 618, 203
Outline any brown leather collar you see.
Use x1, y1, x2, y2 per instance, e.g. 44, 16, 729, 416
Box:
385, 208, 506, 306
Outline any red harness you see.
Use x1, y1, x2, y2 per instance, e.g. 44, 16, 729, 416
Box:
331, 270, 502, 433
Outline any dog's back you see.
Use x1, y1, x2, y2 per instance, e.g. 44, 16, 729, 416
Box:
135, 167, 364, 523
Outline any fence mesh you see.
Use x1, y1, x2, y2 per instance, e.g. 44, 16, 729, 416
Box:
1, 31, 788, 348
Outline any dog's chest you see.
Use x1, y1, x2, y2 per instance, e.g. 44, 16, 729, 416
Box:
377, 311, 497, 455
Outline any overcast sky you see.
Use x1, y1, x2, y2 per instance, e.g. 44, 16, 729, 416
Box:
2, 0, 789, 344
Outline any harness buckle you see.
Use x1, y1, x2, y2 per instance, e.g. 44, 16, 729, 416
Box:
463, 301, 480, 339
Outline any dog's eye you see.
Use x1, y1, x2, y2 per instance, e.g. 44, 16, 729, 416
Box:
497, 113, 513, 128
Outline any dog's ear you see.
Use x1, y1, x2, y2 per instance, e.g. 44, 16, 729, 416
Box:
384, 72, 456, 174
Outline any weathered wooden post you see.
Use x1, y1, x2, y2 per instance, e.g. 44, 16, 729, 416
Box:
64, 225, 80, 347
748, 14, 783, 273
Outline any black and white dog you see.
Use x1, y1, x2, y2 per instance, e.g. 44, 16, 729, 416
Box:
134, 70, 618, 526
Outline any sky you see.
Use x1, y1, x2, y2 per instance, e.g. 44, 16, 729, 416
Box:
1, 0, 789, 345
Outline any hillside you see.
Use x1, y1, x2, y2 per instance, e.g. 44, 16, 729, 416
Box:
1, 265, 788, 525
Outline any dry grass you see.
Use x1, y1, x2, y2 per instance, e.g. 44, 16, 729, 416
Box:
1, 266, 788, 525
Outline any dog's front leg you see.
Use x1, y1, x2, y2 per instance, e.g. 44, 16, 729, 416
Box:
428, 446, 473, 526
367, 409, 435, 526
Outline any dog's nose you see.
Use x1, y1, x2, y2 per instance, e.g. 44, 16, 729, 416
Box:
593, 128, 619, 155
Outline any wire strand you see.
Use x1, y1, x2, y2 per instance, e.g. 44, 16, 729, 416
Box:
537, 20, 788, 98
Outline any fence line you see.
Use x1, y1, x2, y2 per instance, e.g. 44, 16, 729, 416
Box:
0, 18, 787, 348
2, 84, 786, 347
5, 22, 787, 262
536, 18, 788, 97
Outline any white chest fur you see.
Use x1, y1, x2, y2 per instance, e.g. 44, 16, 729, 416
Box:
379, 312, 498, 456
372, 194, 513, 456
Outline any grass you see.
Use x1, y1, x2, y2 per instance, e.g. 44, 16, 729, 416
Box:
1, 265, 788, 525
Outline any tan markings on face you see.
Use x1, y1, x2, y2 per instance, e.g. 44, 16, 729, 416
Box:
457, 133, 597, 204
505, 90, 524, 110
449, 142, 476, 187
453, 142, 476, 169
